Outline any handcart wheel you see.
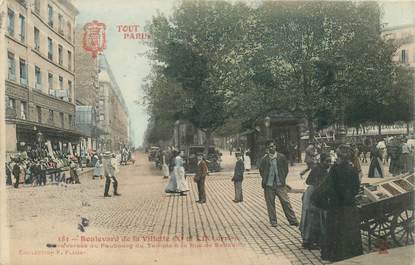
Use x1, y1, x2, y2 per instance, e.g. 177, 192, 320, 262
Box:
391, 209, 414, 246
368, 214, 394, 239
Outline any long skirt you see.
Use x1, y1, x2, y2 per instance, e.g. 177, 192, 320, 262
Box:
94, 166, 103, 176
162, 164, 169, 177
323, 206, 363, 262
300, 185, 322, 245
400, 153, 413, 173
368, 157, 384, 178
244, 156, 251, 171
165, 170, 177, 193
175, 166, 189, 192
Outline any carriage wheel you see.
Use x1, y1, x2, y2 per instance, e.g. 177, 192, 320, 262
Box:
368, 214, 394, 239
391, 209, 414, 246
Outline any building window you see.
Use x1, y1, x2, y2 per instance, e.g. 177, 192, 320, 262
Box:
59, 76, 63, 90
48, 4, 53, 27
7, 9, 15, 36
68, 80, 72, 101
58, 14, 64, 34
9, 98, 16, 111
34, 0, 40, 14
48, 73, 53, 94
48, 37, 53, 60
20, 101, 27, 120
19, 15, 25, 42
67, 51, 72, 70
37, 106, 42, 123
67, 22, 72, 41
34, 27, 40, 51
58, 45, 63, 65
35, 66, 42, 89
48, 109, 54, 124
60, 113, 64, 128
69, 114, 73, 127
7, 52, 16, 81
19, 59, 27, 86
401, 50, 408, 64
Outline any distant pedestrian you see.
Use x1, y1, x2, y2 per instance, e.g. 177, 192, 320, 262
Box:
368, 145, 384, 178
165, 150, 178, 193
174, 150, 189, 196
6, 162, 12, 185
388, 137, 402, 175
194, 153, 208, 203
12, 159, 21, 188
93, 158, 103, 179
232, 152, 244, 203
300, 142, 317, 178
351, 145, 363, 180
400, 137, 412, 174
244, 149, 251, 171
162, 151, 170, 179
259, 142, 298, 227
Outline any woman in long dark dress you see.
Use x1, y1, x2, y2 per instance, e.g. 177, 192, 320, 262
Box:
314, 145, 363, 262
368, 145, 384, 178
300, 153, 331, 250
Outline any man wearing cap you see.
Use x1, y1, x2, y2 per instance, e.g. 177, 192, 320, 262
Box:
194, 153, 208, 203
259, 142, 298, 227
232, 152, 245, 203
103, 152, 121, 197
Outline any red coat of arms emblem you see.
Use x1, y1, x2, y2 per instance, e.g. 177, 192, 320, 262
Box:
83, 20, 107, 58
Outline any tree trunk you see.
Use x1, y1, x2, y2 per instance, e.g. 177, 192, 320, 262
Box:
204, 130, 212, 156
407, 123, 410, 135
378, 124, 382, 135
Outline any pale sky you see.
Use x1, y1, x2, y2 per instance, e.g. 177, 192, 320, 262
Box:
72, 0, 415, 147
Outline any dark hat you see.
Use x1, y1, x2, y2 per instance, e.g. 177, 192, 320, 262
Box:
235, 152, 242, 157
196, 152, 204, 156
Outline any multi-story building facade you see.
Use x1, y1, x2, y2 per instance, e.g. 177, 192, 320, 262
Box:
74, 27, 105, 153
4, 0, 80, 155
382, 24, 415, 67
97, 54, 129, 152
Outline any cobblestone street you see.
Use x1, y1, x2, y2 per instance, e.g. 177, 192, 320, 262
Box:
5, 151, 383, 265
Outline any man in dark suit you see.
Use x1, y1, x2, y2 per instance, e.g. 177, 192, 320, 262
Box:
12, 159, 21, 188
259, 142, 298, 227
194, 153, 208, 203
232, 152, 244, 202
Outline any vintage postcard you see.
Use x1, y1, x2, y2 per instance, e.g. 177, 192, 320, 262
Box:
0, 0, 414, 264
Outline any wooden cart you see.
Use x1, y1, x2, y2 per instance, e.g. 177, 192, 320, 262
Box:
358, 189, 414, 250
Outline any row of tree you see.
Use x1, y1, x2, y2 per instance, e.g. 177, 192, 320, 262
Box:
142, 1, 414, 147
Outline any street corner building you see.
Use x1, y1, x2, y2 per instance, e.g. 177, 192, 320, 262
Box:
4, 0, 130, 158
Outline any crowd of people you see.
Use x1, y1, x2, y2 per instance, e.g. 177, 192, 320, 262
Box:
5, 145, 134, 190
160, 134, 413, 262
297, 135, 414, 261
5, 150, 83, 188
